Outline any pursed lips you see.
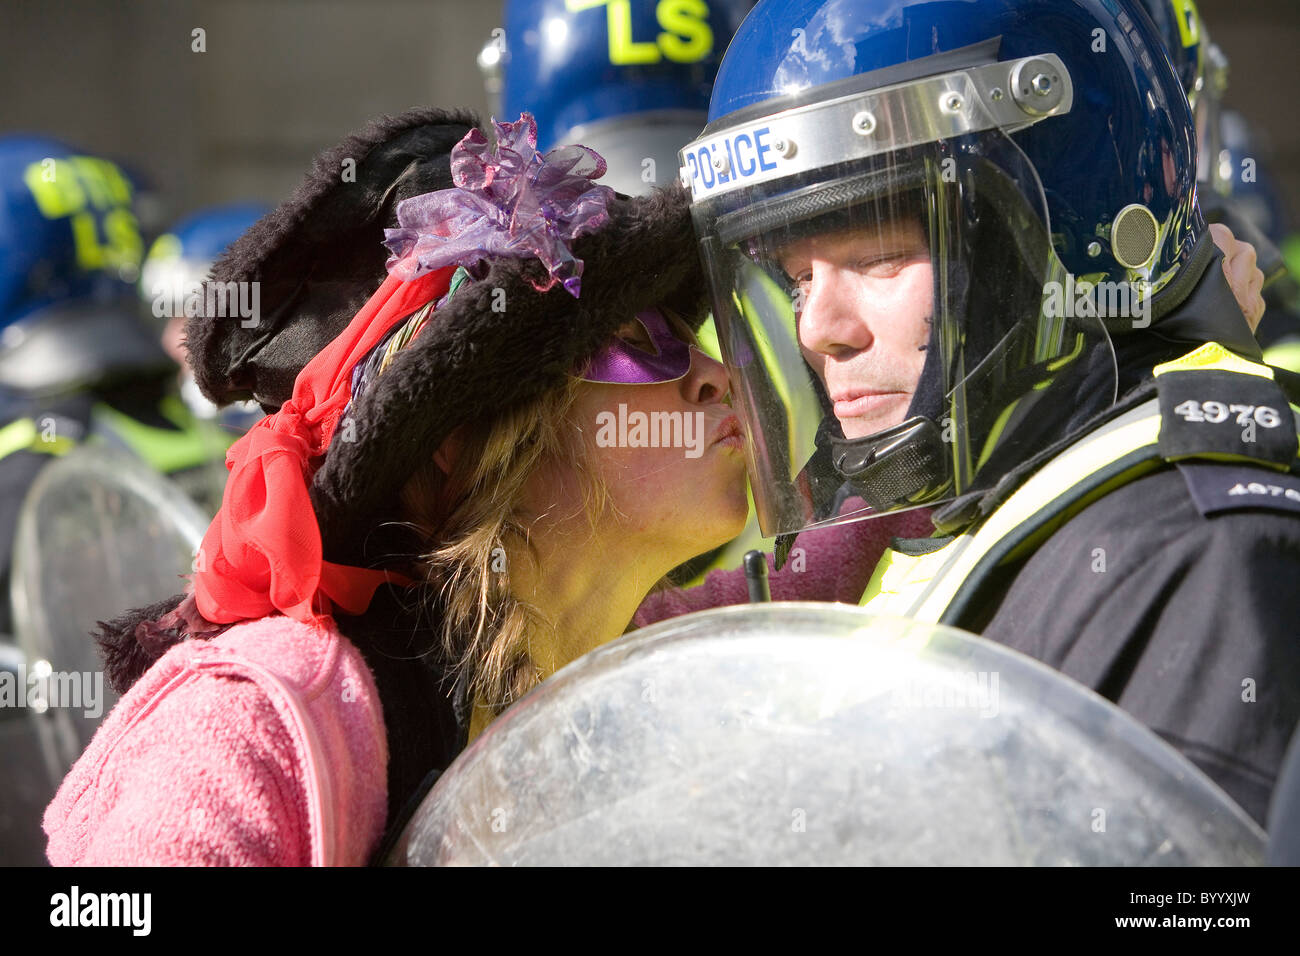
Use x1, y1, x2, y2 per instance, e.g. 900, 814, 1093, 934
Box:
711, 413, 744, 449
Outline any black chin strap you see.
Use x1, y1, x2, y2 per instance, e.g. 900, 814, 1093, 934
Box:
828, 416, 949, 510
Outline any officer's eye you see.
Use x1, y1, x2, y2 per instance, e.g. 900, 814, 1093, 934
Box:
856, 254, 911, 278
780, 268, 811, 304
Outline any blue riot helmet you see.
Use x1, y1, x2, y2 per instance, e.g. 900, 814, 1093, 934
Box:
1134, 1, 1232, 195
1135, 0, 1206, 113
497, 0, 753, 195
1137, 2, 1293, 296
683, 0, 1216, 536
1211, 111, 1293, 252
139, 202, 267, 329
1201, 109, 1294, 289
0, 135, 170, 397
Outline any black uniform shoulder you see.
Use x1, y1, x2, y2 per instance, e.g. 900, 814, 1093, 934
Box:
974, 461, 1300, 824
1057, 460, 1300, 541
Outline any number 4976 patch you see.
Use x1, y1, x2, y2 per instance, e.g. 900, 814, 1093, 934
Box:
1179, 462, 1300, 518
1157, 369, 1297, 467
1172, 400, 1282, 428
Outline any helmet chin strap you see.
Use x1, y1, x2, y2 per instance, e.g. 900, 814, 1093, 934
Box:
828, 416, 949, 511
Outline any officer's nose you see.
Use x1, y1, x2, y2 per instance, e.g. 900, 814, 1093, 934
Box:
798, 262, 873, 357
681, 347, 730, 406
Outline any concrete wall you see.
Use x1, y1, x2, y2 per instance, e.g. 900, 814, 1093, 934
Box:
1, 0, 503, 228
1, 0, 1297, 229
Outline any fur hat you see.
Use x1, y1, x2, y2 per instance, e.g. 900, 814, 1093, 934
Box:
95, 106, 705, 691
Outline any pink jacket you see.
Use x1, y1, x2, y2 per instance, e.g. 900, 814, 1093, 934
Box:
44, 614, 389, 866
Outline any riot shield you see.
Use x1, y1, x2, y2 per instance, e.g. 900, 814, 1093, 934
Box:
388, 604, 1265, 866
8, 445, 208, 782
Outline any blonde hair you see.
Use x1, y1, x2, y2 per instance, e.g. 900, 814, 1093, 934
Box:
396, 376, 608, 718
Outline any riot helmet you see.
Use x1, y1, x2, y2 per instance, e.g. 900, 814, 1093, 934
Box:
139, 202, 268, 329
1135, 0, 1229, 195
495, 0, 753, 194
0, 135, 170, 397
683, 0, 1203, 536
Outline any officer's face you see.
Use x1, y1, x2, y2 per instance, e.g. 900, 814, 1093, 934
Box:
779, 218, 933, 440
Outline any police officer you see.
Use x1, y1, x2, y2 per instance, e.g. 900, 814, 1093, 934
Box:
1138, 0, 1298, 352
681, 0, 1300, 825
0, 135, 198, 866
139, 202, 269, 436
0, 135, 230, 633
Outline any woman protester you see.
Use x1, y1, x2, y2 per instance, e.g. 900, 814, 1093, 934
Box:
43, 111, 748, 866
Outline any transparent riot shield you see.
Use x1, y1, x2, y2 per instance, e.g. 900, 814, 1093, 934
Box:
388, 604, 1265, 866
8, 445, 208, 783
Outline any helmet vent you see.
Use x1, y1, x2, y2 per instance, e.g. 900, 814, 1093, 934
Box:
1111, 204, 1159, 269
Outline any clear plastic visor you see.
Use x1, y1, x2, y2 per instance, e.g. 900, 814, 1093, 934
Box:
692, 126, 1119, 536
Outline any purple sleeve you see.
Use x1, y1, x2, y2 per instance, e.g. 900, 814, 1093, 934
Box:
634, 507, 934, 628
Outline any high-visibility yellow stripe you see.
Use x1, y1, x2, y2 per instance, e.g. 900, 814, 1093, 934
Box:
911, 403, 1163, 622
0, 418, 38, 460
1153, 341, 1274, 380
860, 343, 1300, 623
1172, 0, 1202, 47
90, 398, 233, 474
1264, 339, 1300, 376
0, 417, 76, 461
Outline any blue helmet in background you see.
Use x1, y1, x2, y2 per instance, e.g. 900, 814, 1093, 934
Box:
1213, 110, 1293, 250
1211, 108, 1300, 347
683, 0, 1207, 535
497, 0, 753, 194
139, 202, 268, 325
1135, 0, 1233, 193
1136, 0, 1207, 108
0, 134, 170, 396
1135, 2, 1295, 304
139, 202, 269, 427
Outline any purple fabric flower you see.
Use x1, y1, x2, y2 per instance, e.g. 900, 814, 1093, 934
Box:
383, 112, 616, 298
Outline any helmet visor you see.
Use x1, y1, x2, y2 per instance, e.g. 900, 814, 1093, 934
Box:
690, 120, 1119, 536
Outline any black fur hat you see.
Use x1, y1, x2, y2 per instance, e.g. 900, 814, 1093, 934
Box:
94, 105, 706, 690
188, 107, 480, 412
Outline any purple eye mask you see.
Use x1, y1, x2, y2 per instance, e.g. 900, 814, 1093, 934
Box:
579, 309, 695, 385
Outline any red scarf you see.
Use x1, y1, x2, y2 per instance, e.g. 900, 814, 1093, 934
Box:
192, 267, 454, 624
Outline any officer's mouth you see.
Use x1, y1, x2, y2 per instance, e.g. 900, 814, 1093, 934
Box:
832, 389, 910, 421
831, 390, 912, 440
